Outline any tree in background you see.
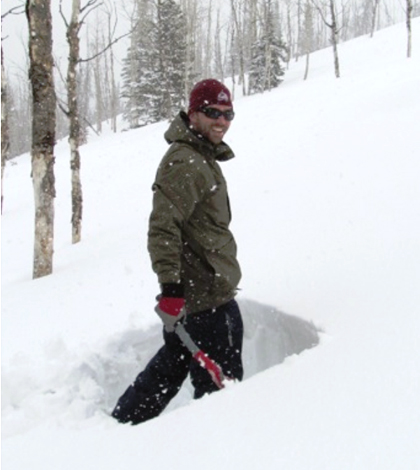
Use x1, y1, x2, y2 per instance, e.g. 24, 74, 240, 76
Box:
60, 0, 84, 244
2, 0, 414, 158
61, 0, 127, 243
121, 0, 189, 126
311, 0, 341, 78
26, 0, 57, 278
1, 4, 26, 212
406, 0, 413, 57
303, 1, 315, 80
1, 45, 9, 214
121, 0, 157, 127
156, 0, 188, 119
180, 0, 198, 104
229, 0, 248, 96
370, 0, 381, 37
248, 0, 288, 94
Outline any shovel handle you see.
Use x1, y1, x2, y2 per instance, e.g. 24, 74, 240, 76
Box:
175, 323, 225, 389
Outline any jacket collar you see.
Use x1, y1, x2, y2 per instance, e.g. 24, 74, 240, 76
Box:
164, 111, 235, 162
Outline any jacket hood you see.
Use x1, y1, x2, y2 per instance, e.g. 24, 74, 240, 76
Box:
164, 111, 235, 162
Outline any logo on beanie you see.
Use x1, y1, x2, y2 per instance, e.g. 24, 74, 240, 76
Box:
217, 91, 229, 103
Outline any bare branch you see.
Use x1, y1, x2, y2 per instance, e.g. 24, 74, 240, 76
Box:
310, 0, 332, 28
80, 0, 102, 15
58, 101, 70, 118
1, 5, 25, 21
79, 2, 103, 30
53, 54, 67, 88
81, 115, 100, 136
79, 30, 132, 63
59, 0, 69, 28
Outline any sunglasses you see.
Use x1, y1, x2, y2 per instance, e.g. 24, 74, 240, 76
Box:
199, 107, 235, 121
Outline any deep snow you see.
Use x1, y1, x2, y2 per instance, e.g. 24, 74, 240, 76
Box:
2, 19, 420, 469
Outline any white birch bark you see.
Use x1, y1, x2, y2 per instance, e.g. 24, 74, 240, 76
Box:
1, 45, 9, 214
26, 0, 57, 278
406, 0, 413, 58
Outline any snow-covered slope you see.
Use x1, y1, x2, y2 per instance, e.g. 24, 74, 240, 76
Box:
2, 19, 420, 469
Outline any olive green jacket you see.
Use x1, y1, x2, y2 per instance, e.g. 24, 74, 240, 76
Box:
148, 112, 241, 314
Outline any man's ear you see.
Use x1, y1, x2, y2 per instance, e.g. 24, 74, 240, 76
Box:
189, 111, 198, 127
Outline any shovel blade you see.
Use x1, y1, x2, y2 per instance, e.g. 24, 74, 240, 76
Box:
193, 350, 225, 389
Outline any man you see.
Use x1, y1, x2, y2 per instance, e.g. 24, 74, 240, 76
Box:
112, 79, 243, 425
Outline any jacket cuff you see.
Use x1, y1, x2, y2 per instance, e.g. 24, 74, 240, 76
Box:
161, 283, 185, 298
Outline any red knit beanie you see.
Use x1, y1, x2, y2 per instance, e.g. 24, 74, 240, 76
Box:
188, 79, 233, 115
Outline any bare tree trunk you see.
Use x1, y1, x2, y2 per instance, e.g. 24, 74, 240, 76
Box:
406, 0, 413, 58
26, 0, 57, 279
204, 0, 213, 77
303, 1, 314, 80
214, 9, 224, 81
94, 47, 103, 133
66, 0, 83, 244
304, 50, 310, 80
285, 0, 293, 67
1, 45, 10, 214
230, 0, 246, 95
296, 0, 302, 61
230, 18, 236, 97
157, 0, 172, 119
370, 0, 380, 38
181, 0, 197, 105
311, 0, 340, 78
329, 0, 340, 78
106, 11, 118, 132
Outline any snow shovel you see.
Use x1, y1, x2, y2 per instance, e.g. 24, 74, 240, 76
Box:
174, 322, 227, 390
155, 304, 227, 389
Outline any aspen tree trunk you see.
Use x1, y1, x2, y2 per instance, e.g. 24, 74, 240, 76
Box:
214, 10, 224, 82
296, 0, 302, 61
204, 0, 213, 78
230, 0, 246, 96
94, 44, 103, 133
127, 14, 139, 128
329, 0, 340, 78
26, 0, 57, 279
229, 17, 236, 97
181, 0, 197, 105
157, 0, 172, 119
1, 46, 9, 214
370, 0, 380, 38
406, 0, 413, 58
286, 1, 293, 67
311, 0, 340, 77
263, 0, 272, 91
304, 50, 310, 80
303, 1, 313, 80
67, 0, 83, 244
106, 12, 117, 132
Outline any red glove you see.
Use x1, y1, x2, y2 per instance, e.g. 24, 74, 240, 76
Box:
155, 298, 185, 332
158, 297, 185, 317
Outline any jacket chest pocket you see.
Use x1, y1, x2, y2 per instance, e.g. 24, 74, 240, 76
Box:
205, 178, 231, 226
205, 168, 231, 222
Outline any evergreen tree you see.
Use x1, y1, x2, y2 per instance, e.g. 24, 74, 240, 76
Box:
121, 44, 141, 127
121, 1, 157, 128
248, 1, 288, 95
121, 0, 189, 127
156, 0, 189, 120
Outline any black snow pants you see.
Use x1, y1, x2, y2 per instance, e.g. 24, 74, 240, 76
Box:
111, 299, 244, 425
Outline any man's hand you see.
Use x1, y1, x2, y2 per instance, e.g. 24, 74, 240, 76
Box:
155, 297, 186, 332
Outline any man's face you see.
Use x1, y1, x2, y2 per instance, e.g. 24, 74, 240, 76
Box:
189, 105, 233, 145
